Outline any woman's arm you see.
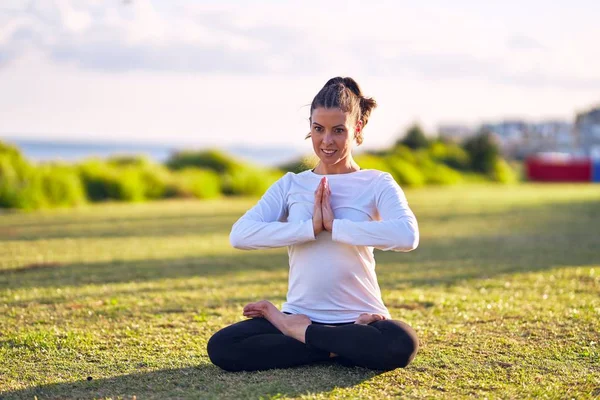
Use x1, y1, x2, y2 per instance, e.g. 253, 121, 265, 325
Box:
331, 173, 419, 252
229, 173, 316, 250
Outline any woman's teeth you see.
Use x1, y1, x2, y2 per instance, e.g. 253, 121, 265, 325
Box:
322, 149, 336, 155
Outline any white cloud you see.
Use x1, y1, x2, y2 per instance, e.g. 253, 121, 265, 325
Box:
1, 0, 599, 88
1, 0, 600, 146
55, 0, 92, 32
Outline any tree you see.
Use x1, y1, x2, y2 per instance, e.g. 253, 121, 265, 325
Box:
397, 124, 429, 150
462, 130, 500, 174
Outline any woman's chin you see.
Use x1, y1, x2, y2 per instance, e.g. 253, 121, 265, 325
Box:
317, 158, 339, 167
316, 153, 341, 164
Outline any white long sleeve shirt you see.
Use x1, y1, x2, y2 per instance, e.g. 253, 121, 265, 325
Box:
229, 169, 419, 323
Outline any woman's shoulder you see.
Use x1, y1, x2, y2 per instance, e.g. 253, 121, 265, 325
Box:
281, 169, 392, 185
358, 169, 389, 178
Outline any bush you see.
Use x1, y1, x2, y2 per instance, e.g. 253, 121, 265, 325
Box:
107, 155, 152, 167
166, 168, 221, 199
138, 165, 171, 200
390, 145, 418, 164
422, 163, 463, 185
384, 156, 426, 187
166, 149, 241, 173
109, 156, 175, 200
78, 161, 147, 202
223, 166, 284, 197
354, 154, 392, 173
490, 158, 518, 184
37, 164, 87, 207
0, 143, 47, 209
428, 141, 471, 170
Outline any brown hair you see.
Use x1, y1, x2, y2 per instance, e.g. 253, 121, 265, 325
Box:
306, 77, 377, 145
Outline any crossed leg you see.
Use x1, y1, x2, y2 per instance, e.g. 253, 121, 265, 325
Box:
206, 316, 330, 372
207, 300, 419, 372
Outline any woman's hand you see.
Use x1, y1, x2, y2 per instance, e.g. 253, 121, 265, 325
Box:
322, 179, 334, 232
313, 177, 325, 236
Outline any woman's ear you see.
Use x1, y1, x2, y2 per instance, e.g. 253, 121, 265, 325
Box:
354, 120, 364, 145
355, 120, 363, 133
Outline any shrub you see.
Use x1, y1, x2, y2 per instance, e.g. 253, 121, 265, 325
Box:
428, 141, 471, 170
137, 165, 170, 200
107, 155, 178, 199
354, 154, 392, 173
166, 149, 241, 173
384, 157, 426, 187
422, 163, 463, 185
390, 145, 418, 164
37, 164, 87, 207
107, 155, 152, 167
490, 158, 518, 184
0, 142, 47, 209
166, 168, 221, 199
78, 161, 147, 202
223, 166, 284, 197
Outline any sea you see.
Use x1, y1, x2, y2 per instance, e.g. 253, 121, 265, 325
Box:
1, 137, 306, 168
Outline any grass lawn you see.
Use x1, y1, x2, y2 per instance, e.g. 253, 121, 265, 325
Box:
0, 183, 599, 399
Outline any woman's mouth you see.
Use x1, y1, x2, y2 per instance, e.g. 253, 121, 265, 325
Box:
322, 149, 337, 156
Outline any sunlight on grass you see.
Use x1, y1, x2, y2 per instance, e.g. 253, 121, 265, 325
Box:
1, 184, 599, 399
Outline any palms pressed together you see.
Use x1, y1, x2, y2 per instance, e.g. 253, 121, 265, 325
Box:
313, 177, 334, 236
242, 176, 386, 345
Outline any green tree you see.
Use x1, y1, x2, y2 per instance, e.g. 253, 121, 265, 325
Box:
462, 130, 500, 174
397, 124, 429, 150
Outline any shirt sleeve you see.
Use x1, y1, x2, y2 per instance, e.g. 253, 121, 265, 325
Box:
331, 172, 419, 252
229, 173, 316, 250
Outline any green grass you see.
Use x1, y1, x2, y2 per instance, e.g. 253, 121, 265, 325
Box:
0, 183, 599, 399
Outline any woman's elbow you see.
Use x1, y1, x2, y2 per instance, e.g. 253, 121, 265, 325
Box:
229, 231, 250, 250
396, 231, 419, 252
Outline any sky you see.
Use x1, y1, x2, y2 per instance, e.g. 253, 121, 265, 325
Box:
1, 0, 600, 152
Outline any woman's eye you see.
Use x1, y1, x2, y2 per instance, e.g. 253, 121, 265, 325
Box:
314, 126, 322, 132
335, 128, 344, 133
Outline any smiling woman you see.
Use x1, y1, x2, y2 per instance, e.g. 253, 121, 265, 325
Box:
207, 77, 420, 372
306, 77, 377, 175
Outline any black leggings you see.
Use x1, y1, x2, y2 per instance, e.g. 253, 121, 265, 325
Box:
207, 314, 419, 372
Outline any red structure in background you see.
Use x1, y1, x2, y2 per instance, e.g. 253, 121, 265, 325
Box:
526, 154, 592, 182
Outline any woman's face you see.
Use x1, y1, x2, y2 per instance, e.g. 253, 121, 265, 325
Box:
310, 107, 361, 167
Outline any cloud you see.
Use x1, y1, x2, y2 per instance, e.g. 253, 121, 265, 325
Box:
0, 0, 599, 91
506, 34, 546, 51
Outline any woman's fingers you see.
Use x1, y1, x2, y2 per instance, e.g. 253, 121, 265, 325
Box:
313, 178, 326, 236
322, 178, 334, 232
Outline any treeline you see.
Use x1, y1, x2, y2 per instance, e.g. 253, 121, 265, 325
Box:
283, 125, 517, 187
0, 127, 516, 210
0, 142, 283, 210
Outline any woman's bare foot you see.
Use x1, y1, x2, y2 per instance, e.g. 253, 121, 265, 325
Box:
354, 313, 386, 325
243, 300, 312, 343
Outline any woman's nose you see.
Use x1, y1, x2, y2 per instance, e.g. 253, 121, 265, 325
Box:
323, 132, 334, 144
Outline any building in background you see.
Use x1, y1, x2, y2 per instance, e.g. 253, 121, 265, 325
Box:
575, 106, 600, 159
481, 120, 529, 159
527, 121, 575, 155
437, 124, 475, 143
452, 120, 576, 159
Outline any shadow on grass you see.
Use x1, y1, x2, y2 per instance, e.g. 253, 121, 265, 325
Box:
0, 213, 240, 241
0, 363, 381, 400
1, 199, 599, 293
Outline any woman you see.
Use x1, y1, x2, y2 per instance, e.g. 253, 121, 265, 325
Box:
207, 77, 420, 372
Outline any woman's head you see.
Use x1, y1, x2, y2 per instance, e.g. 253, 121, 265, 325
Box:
307, 77, 377, 170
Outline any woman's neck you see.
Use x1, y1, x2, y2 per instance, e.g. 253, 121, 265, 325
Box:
313, 157, 361, 175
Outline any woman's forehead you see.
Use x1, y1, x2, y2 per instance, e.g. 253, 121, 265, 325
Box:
311, 107, 350, 124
